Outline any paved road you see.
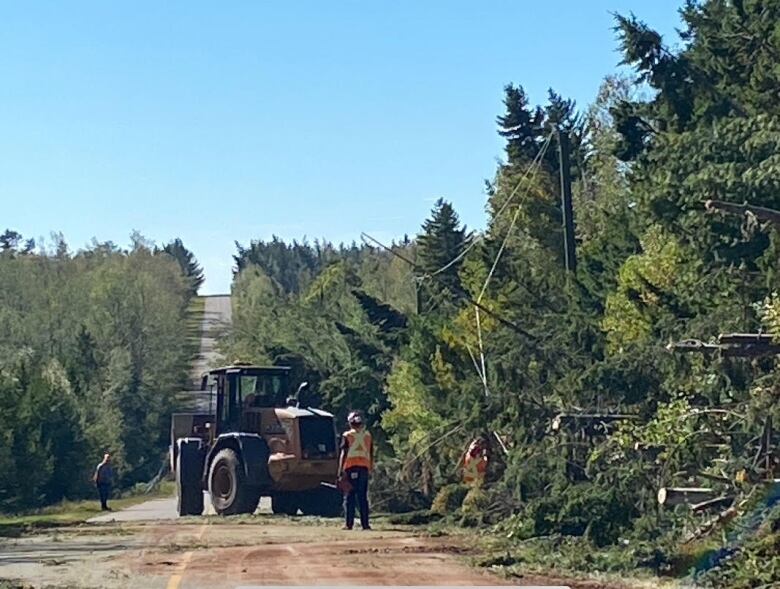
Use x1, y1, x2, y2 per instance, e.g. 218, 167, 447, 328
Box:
180, 294, 232, 413
87, 496, 272, 523
191, 295, 232, 385
1, 516, 560, 589
89, 294, 235, 525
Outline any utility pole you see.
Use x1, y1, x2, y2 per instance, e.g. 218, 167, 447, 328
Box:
558, 130, 577, 274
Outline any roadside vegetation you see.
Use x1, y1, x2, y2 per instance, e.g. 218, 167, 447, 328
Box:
225, 1, 780, 586
0, 481, 176, 538
0, 232, 203, 512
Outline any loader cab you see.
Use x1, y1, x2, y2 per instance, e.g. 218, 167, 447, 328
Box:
201, 364, 291, 434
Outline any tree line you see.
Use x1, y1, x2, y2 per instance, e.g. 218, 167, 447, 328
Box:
0, 232, 202, 510
225, 2, 780, 586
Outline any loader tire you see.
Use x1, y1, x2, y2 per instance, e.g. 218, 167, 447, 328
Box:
176, 439, 204, 517
208, 448, 259, 515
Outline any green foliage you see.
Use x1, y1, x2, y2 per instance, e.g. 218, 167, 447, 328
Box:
0, 232, 192, 510
431, 483, 469, 515
226, 237, 416, 434
159, 238, 205, 295
461, 486, 490, 515
416, 198, 468, 309
224, 3, 780, 585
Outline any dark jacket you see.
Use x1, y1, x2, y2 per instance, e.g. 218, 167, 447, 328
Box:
95, 462, 114, 485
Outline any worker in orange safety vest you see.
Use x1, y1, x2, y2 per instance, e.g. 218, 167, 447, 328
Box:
462, 437, 488, 486
338, 411, 373, 530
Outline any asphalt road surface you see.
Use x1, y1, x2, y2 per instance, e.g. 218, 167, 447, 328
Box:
192, 295, 232, 383
181, 294, 232, 413
87, 496, 273, 523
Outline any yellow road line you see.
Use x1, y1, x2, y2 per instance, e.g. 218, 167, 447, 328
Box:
165, 524, 207, 589
165, 551, 193, 589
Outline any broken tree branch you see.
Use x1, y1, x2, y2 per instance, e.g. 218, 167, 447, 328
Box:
683, 505, 739, 544
667, 334, 780, 358
551, 413, 636, 435
666, 339, 721, 354
705, 199, 780, 227
690, 495, 735, 513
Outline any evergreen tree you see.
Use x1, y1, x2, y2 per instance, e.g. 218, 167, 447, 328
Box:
0, 229, 22, 252
497, 84, 545, 166
416, 198, 468, 310
160, 238, 205, 296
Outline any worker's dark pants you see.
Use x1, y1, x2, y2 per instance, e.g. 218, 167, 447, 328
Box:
344, 467, 369, 529
97, 483, 111, 510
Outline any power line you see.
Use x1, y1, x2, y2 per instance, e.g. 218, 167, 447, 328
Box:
478, 134, 553, 304
471, 133, 553, 396
360, 232, 534, 340
423, 132, 555, 280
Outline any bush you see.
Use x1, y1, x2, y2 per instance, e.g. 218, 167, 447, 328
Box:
461, 487, 490, 514
431, 483, 469, 515
694, 504, 780, 588
517, 483, 638, 547
369, 462, 431, 513
386, 510, 442, 525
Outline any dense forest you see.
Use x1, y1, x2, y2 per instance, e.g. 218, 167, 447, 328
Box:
0, 231, 201, 510
225, 2, 780, 586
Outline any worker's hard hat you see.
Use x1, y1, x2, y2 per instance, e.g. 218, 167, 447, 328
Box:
347, 411, 363, 425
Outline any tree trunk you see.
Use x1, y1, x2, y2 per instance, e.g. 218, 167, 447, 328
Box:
657, 487, 716, 506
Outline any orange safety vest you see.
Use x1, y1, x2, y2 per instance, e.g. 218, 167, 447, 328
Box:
463, 452, 487, 485
343, 428, 372, 470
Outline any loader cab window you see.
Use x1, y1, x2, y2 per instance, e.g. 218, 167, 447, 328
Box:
241, 373, 286, 408
216, 373, 242, 432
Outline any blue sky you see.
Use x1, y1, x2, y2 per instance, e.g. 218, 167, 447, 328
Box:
0, 1, 684, 294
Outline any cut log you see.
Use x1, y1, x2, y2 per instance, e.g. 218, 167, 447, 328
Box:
667, 334, 780, 357
657, 487, 717, 507
721, 344, 780, 358
718, 333, 777, 345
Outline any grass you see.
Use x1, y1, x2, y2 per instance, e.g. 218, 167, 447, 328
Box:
0, 481, 175, 537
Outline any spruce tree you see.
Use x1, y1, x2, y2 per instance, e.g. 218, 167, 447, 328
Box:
497, 84, 545, 166
416, 199, 468, 309
160, 238, 205, 296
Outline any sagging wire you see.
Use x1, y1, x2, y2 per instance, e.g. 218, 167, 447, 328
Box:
471, 132, 554, 397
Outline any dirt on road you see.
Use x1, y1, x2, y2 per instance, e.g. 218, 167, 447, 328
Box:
0, 512, 635, 589
0, 516, 505, 588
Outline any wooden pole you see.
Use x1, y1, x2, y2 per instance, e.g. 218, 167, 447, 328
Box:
558, 130, 577, 274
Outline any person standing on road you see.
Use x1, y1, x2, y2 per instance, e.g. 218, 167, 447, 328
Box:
338, 411, 373, 530
93, 453, 114, 511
